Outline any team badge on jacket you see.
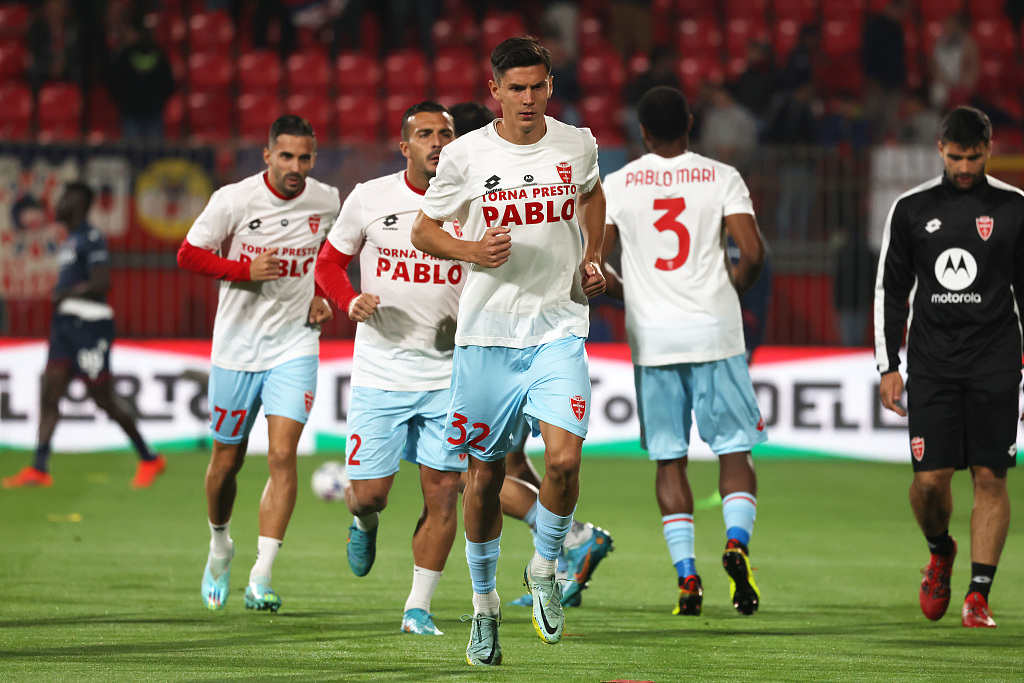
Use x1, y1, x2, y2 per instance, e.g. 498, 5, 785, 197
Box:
570, 395, 586, 421
309, 214, 321, 234
976, 216, 992, 241
557, 162, 572, 184
911, 436, 925, 461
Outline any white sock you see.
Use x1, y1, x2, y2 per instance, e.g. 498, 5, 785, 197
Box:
404, 565, 443, 613
529, 551, 558, 579
472, 589, 500, 616
208, 519, 233, 577
562, 519, 593, 550
249, 536, 282, 584
355, 512, 379, 531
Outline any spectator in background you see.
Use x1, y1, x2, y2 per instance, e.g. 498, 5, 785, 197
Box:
898, 90, 942, 145
700, 83, 758, 171
731, 40, 780, 120
624, 46, 681, 152
546, 31, 581, 125
386, 0, 438, 56
608, 0, 652, 60
253, 0, 297, 58
543, 1, 580, 60
863, 0, 907, 143
779, 24, 823, 91
27, 0, 83, 91
832, 227, 876, 346
930, 13, 979, 111
762, 81, 820, 240
105, 21, 175, 140
448, 101, 495, 137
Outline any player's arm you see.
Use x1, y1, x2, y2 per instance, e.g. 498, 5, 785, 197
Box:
314, 240, 378, 322
411, 210, 510, 268
177, 239, 280, 281
723, 212, 766, 297
601, 222, 623, 301
875, 200, 913, 416
577, 179, 607, 297
53, 263, 110, 306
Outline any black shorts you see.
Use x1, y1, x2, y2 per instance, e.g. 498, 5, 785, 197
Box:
48, 314, 114, 383
906, 372, 1021, 472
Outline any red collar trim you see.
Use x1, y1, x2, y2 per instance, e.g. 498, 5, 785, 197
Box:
403, 171, 426, 196
263, 172, 305, 200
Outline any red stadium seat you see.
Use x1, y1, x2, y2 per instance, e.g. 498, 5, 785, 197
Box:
383, 94, 411, 139
86, 87, 121, 142
821, 0, 866, 21
286, 92, 332, 140
674, 0, 716, 19
0, 83, 32, 138
817, 55, 863, 97
920, 0, 968, 23
921, 20, 944, 55
187, 52, 234, 93
773, 18, 801, 61
772, 0, 819, 24
434, 47, 481, 100
383, 48, 430, 100
725, 18, 769, 60
481, 12, 526, 54
164, 93, 184, 139
971, 0, 1007, 21
336, 94, 382, 143
676, 18, 723, 57
151, 12, 186, 51
0, 39, 26, 83
238, 50, 282, 95
0, 4, 29, 39
972, 19, 1016, 58
238, 92, 283, 142
579, 16, 606, 55
189, 11, 235, 53
431, 15, 478, 51
823, 19, 863, 58
285, 49, 332, 97
336, 51, 382, 95
976, 57, 1006, 98
723, 0, 769, 22
578, 53, 626, 96
579, 95, 625, 146
187, 90, 233, 141
37, 83, 82, 142
676, 56, 725, 99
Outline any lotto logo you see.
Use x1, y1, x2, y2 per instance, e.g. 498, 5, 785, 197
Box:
911, 436, 925, 461
570, 395, 586, 421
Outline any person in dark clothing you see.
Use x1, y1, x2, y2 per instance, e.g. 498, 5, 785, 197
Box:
863, 0, 908, 142
762, 82, 819, 239
875, 106, 1024, 629
105, 21, 175, 140
730, 40, 780, 118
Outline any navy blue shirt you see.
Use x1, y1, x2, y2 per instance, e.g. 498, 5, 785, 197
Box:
56, 221, 110, 302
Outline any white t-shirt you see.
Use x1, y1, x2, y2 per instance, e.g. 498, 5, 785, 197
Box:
327, 171, 465, 391
420, 116, 600, 348
604, 151, 754, 365
185, 172, 341, 371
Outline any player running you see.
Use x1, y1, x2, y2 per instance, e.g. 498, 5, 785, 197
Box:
603, 86, 767, 617
177, 115, 340, 613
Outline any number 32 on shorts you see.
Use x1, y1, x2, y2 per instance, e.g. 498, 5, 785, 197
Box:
447, 412, 491, 451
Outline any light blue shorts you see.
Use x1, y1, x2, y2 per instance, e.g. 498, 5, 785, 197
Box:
442, 335, 591, 462
635, 354, 767, 460
345, 386, 467, 480
207, 355, 318, 444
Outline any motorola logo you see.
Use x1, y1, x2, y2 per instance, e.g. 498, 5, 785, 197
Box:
934, 248, 976, 291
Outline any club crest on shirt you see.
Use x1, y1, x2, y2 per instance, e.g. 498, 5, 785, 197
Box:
557, 162, 572, 184
570, 395, 586, 421
911, 436, 925, 461
309, 214, 321, 234
756, 416, 765, 432
976, 216, 993, 241
304, 390, 314, 413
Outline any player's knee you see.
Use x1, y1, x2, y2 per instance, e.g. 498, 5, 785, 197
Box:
543, 449, 581, 482
348, 480, 389, 514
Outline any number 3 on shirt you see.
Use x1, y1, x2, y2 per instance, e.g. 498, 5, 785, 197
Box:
653, 197, 690, 271
447, 412, 490, 451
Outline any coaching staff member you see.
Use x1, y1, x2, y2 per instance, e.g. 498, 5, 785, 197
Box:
875, 106, 1024, 629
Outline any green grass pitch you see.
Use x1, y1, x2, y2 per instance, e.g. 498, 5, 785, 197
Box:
1, 450, 1023, 682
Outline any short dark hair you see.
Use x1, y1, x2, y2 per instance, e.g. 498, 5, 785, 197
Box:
269, 115, 315, 148
400, 101, 450, 141
448, 102, 495, 137
64, 181, 94, 210
638, 86, 691, 142
940, 106, 992, 147
490, 35, 551, 82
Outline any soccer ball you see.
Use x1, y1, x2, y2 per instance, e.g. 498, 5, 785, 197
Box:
311, 461, 349, 502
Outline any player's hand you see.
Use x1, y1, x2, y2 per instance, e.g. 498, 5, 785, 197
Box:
308, 296, 332, 324
879, 371, 906, 417
347, 293, 380, 322
471, 226, 511, 268
250, 247, 281, 281
580, 261, 606, 298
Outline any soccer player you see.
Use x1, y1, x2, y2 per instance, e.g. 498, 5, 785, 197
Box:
2, 182, 166, 490
411, 36, 606, 665
875, 106, 1024, 628
313, 101, 466, 636
448, 100, 615, 610
602, 86, 767, 618
177, 115, 340, 613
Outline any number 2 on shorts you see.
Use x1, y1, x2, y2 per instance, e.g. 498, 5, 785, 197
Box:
447, 412, 491, 451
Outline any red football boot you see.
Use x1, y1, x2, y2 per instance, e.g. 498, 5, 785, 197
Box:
962, 591, 997, 628
2, 466, 53, 488
919, 540, 956, 620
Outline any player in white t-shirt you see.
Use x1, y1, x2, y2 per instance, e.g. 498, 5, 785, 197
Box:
177, 116, 341, 614
411, 37, 607, 665
603, 86, 767, 619
314, 102, 466, 636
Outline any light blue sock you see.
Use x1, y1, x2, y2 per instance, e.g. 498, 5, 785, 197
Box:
522, 500, 539, 532
722, 492, 757, 546
662, 514, 695, 577
466, 535, 501, 594
534, 503, 573, 562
